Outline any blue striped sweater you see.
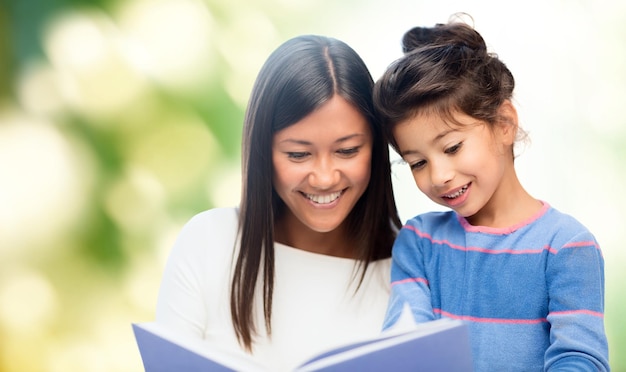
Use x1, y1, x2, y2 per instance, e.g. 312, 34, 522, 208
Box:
384, 203, 609, 371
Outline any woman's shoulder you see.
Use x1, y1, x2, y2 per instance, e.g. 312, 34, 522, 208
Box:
190, 207, 239, 223
169, 207, 240, 260
183, 207, 239, 234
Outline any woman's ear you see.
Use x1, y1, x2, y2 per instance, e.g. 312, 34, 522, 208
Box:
496, 100, 518, 146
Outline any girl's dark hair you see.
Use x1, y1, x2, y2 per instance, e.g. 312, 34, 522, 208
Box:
232, 34, 401, 351
373, 18, 516, 152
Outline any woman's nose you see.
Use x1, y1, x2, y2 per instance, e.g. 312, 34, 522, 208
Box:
308, 157, 340, 189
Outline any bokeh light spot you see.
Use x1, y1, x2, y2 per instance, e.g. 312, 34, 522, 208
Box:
0, 112, 90, 254
128, 114, 220, 194
43, 9, 147, 117
117, 0, 215, 90
0, 269, 58, 334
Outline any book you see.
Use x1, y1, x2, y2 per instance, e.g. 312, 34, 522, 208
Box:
132, 314, 473, 371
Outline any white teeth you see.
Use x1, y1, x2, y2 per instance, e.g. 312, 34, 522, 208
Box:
443, 185, 468, 199
305, 191, 342, 204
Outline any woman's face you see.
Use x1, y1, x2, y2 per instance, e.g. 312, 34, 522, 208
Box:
272, 95, 373, 237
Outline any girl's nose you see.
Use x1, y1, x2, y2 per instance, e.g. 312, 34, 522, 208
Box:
429, 161, 454, 188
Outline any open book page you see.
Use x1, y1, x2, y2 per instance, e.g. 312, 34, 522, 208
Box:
295, 318, 469, 371
295, 304, 433, 366
134, 308, 472, 372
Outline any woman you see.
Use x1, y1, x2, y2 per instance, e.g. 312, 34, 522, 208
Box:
155, 34, 401, 371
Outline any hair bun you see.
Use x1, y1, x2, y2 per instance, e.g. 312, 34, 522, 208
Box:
401, 25, 443, 53
401, 22, 487, 55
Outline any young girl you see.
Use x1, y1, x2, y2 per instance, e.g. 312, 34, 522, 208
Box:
155, 35, 401, 371
373, 20, 609, 371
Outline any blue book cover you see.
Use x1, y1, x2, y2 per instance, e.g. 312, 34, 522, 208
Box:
132, 322, 265, 371
133, 317, 473, 371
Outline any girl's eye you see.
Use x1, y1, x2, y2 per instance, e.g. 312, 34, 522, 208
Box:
337, 147, 359, 156
445, 142, 462, 154
286, 152, 309, 159
409, 160, 426, 171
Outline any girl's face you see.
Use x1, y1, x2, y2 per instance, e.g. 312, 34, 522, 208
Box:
392, 109, 515, 225
272, 95, 372, 238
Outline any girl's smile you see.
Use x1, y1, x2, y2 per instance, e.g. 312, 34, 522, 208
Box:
439, 182, 471, 207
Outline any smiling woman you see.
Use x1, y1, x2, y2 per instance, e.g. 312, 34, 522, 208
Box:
272, 95, 373, 256
154, 34, 401, 371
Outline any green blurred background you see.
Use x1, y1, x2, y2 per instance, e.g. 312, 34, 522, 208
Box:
1, 0, 624, 371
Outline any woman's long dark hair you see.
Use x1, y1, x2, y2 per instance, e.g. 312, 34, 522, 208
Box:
232, 35, 401, 351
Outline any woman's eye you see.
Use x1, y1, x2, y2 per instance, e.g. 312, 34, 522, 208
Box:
337, 147, 359, 156
445, 142, 462, 154
287, 152, 309, 159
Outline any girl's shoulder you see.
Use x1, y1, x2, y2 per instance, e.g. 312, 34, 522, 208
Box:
540, 205, 598, 244
405, 210, 458, 228
401, 210, 460, 237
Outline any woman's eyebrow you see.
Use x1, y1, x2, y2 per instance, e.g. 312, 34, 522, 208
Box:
277, 133, 365, 145
276, 139, 312, 145
335, 133, 366, 143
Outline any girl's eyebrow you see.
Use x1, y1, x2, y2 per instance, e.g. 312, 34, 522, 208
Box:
399, 148, 419, 157
399, 129, 456, 157
432, 128, 456, 143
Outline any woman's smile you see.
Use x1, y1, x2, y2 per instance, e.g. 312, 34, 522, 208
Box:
302, 190, 345, 205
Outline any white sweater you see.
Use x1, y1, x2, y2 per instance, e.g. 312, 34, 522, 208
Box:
155, 207, 391, 371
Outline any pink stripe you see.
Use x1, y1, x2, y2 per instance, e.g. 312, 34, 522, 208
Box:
562, 240, 604, 258
404, 225, 601, 255
433, 308, 604, 323
551, 309, 604, 318
434, 309, 547, 324
403, 225, 558, 254
563, 241, 600, 250
458, 201, 550, 234
392, 277, 429, 286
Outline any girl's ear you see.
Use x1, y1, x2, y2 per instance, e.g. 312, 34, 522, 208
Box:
496, 100, 518, 146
